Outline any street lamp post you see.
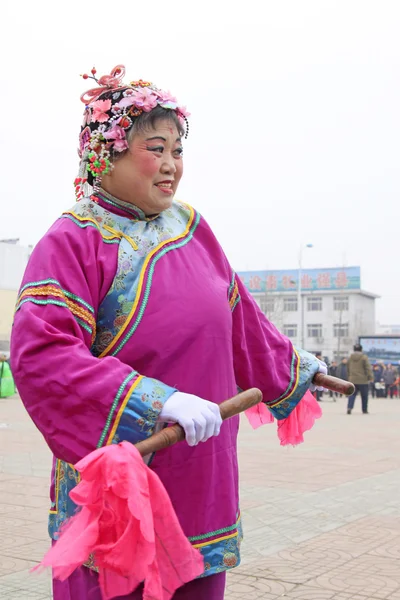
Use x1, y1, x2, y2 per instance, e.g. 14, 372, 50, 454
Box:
336, 253, 347, 361
297, 244, 313, 349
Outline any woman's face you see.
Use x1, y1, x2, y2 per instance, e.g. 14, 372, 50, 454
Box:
102, 118, 183, 215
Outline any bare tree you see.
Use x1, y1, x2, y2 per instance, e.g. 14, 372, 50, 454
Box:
259, 292, 285, 332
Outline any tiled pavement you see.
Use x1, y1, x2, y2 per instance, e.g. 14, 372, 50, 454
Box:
1, 394, 400, 599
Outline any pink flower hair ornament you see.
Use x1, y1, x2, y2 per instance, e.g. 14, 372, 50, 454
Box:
75, 65, 189, 202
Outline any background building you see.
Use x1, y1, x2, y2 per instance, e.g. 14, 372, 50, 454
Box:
376, 323, 400, 336
238, 266, 378, 361
0, 240, 31, 353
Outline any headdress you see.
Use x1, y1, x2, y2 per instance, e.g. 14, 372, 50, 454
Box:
75, 65, 189, 201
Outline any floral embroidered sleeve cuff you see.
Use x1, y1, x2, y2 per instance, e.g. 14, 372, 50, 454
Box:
98, 373, 177, 447
265, 348, 320, 420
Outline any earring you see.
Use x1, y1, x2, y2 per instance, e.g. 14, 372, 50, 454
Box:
91, 175, 102, 203
86, 144, 112, 202
86, 147, 112, 178
74, 177, 87, 202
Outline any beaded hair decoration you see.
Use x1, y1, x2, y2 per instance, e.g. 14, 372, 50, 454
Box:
75, 65, 189, 201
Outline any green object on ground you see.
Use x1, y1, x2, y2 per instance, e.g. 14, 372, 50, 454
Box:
0, 361, 15, 398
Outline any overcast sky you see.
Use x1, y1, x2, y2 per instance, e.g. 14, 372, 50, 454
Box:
1, 0, 399, 323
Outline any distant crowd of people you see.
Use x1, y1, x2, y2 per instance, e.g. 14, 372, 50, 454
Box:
314, 345, 400, 414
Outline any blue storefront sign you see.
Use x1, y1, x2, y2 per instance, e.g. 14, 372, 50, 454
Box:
237, 267, 361, 294
359, 337, 400, 364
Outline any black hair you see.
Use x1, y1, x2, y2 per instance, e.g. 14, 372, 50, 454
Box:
112, 106, 186, 162
354, 344, 363, 352
131, 105, 185, 138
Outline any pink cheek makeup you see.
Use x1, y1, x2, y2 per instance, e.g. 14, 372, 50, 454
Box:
135, 150, 161, 178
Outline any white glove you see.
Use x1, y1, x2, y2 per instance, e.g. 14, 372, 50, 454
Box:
159, 392, 222, 447
310, 359, 328, 392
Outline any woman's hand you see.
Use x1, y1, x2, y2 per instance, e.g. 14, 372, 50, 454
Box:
310, 359, 328, 392
159, 392, 222, 446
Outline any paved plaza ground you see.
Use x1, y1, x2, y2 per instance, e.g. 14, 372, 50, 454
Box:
0, 393, 400, 599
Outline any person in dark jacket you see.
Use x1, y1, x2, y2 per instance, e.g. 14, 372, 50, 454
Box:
328, 361, 338, 400
337, 358, 348, 381
383, 364, 397, 398
337, 358, 348, 397
347, 344, 373, 414
371, 364, 382, 398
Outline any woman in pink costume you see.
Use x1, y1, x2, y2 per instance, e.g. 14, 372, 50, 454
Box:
11, 65, 326, 600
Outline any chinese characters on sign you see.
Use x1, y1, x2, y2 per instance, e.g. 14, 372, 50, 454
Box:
335, 271, 348, 288
248, 275, 262, 291
237, 267, 360, 294
317, 273, 331, 289
301, 274, 313, 289
282, 276, 296, 289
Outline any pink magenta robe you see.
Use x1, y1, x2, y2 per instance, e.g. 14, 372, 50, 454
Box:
11, 190, 319, 592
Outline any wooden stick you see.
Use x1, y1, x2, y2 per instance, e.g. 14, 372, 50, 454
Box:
135, 388, 262, 457
135, 375, 355, 457
313, 373, 355, 396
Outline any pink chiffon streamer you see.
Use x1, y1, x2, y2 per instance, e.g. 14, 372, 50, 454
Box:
277, 391, 322, 446
34, 442, 204, 600
244, 402, 274, 428
245, 391, 322, 446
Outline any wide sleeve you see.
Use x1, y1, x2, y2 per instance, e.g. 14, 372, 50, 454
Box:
230, 273, 320, 420
11, 219, 176, 465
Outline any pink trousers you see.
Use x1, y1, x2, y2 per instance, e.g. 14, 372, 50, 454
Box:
53, 568, 226, 600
